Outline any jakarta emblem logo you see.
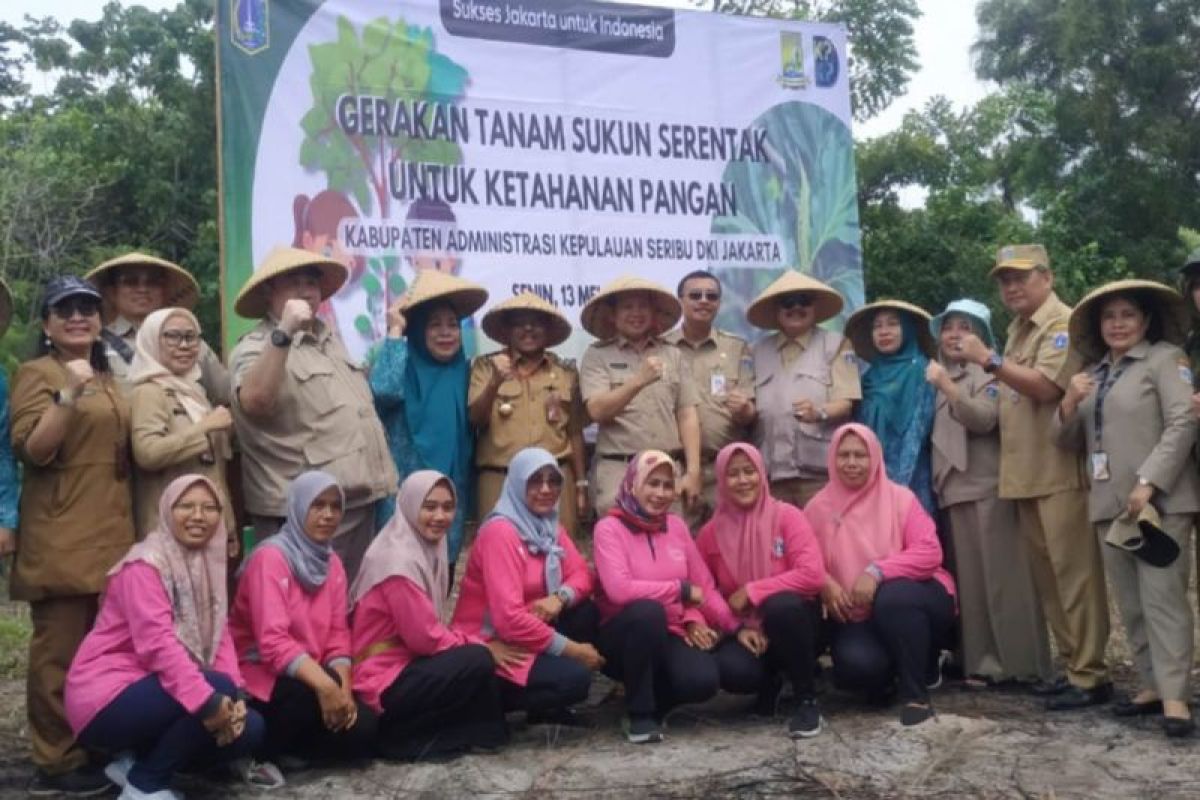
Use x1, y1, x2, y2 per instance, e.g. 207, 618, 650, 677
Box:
232, 0, 268, 55
813, 36, 839, 87
777, 31, 808, 90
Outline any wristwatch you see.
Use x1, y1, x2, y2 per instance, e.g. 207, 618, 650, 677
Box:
270, 328, 293, 348
817, 406, 829, 423
554, 587, 573, 606
983, 352, 1004, 373
53, 389, 76, 408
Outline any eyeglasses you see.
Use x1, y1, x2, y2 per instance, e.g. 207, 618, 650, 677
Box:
778, 294, 813, 310
685, 290, 721, 302
116, 272, 165, 288
51, 297, 101, 319
527, 473, 565, 490
174, 502, 221, 517
161, 330, 201, 347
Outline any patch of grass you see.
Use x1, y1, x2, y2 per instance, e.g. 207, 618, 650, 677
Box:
0, 612, 30, 681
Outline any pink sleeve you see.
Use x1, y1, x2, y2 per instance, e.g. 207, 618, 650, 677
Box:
558, 530, 593, 605
212, 627, 243, 687
683, 530, 739, 633
387, 577, 474, 656
746, 506, 826, 604
243, 550, 309, 676
119, 563, 220, 714
593, 518, 679, 607
875, 501, 944, 582
477, 523, 557, 653
320, 558, 352, 665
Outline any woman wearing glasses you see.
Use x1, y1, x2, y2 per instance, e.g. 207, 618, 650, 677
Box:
9, 275, 136, 796
128, 307, 236, 541
746, 271, 860, 508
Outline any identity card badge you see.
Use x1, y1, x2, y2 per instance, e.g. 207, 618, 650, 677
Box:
1090, 451, 1111, 482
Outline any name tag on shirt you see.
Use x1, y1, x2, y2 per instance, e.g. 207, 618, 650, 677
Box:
710, 372, 727, 396
1090, 451, 1111, 482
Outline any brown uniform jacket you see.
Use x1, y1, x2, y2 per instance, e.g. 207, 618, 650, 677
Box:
130, 382, 234, 538
931, 362, 1002, 507
9, 357, 134, 600
663, 327, 755, 456
1053, 340, 1200, 522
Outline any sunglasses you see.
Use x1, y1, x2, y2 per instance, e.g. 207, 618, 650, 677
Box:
686, 290, 721, 302
778, 294, 814, 310
161, 330, 201, 347
51, 297, 101, 319
116, 272, 165, 289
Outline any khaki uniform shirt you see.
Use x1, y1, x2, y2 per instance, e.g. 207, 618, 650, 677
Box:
1053, 340, 1200, 522
998, 292, 1085, 498
105, 316, 231, 405
663, 327, 755, 455
469, 351, 585, 466
9, 357, 134, 600
931, 362, 1001, 507
230, 319, 397, 517
580, 335, 698, 456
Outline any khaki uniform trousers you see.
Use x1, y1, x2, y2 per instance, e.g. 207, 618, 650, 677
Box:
770, 477, 827, 510
476, 463, 580, 537
1099, 513, 1195, 702
28, 595, 99, 773
252, 502, 377, 585
1015, 489, 1110, 688
682, 460, 719, 533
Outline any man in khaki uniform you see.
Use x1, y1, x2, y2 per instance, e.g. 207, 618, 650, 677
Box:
957, 244, 1111, 709
470, 292, 589, 534
230, 247, 398, 582
86, 252, 230, 403
579, 276, 701, 516
663, 270, 755, 527
746, 270, 860, 508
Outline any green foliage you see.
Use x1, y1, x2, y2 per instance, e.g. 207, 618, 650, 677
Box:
699, 0, 920, 121
300, 16, 468, 216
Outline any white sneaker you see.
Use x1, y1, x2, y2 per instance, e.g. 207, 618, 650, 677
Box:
104, 753, 135, 788
117, 783, 184, 800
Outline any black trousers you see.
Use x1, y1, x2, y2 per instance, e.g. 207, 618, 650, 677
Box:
251, 665, 378, 761
378, 643, 508, 761
596, 599, 720, 719
828, 578, 955, 703
712, 592, 821, 700
500, 600, 599, 713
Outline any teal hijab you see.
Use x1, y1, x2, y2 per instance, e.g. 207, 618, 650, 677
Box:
402, 303, 471, 500
858, 312, 930, 451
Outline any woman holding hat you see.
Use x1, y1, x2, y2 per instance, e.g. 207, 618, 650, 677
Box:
85, 252, 228, 402
10, 275, 135, 794
1055, 279, 1200, 736
452, 448, 604, 721
0, 277, 17, 561
746, 270, 860, 508
808, 424, 956, 727
351, 471, 515, 761
469, 292, 588, 534
369, 269, 488, 568
845, 300, 937, 515
129, 307, 236, 540
926, 299, 1052, 687
579, 276, 702, 516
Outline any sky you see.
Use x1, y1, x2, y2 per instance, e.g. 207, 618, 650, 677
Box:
2, 0, 990, 140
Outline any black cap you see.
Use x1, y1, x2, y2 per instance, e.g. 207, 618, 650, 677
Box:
42, 275, 101, 313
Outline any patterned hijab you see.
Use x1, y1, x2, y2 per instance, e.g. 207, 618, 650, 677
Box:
260, 471, 342, 593
486, 447, 565, 594
607, 449, 675, 533
109, 474, 227, 666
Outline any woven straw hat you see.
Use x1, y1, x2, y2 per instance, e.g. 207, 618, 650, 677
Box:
579, 276, 681, 339
1068, 279, 1188, 364
844, 299, 936, 360
234, 247, 348, 319
85, 252, 201, 310
0, 276, 11, 338
481, 291, 571, 347
745, 270, 844, 330
401, 269, 488, 319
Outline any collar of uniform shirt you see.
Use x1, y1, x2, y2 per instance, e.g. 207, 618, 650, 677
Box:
108, 315, 137, 338
665, 328, 716, 349
775, 329, 814, 350
616, 334, 663, 353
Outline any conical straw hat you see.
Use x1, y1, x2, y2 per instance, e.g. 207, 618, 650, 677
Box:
1068, 279, 1189, 364
844, 299, 936, 360
400, 269, 488, 319
85, 252, 201, 310
745, 270, 844, 330
579, 276, 681, 339
234, 247, 348, 319
481, 291, 571, 347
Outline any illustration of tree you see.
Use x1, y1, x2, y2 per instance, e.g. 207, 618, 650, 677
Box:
299, 15, 469, 218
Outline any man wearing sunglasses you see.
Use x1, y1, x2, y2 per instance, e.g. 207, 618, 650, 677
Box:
664, 270, 756, 527
85, 252, 230, 403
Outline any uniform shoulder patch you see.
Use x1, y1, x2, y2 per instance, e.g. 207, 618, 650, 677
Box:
1177, 356, 1194, 386
1052, 332, 1068, 350
843, 351, 858, 364
984, 384, 999, 398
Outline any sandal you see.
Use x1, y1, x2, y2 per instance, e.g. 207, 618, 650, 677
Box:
235, 759, 285, 790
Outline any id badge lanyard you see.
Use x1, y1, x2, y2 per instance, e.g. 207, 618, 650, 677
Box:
1091, 359, 1127, 482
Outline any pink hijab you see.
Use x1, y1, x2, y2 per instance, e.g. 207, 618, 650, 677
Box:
710, 443, 780, 584
805, 424, 916, 607
350, 471, 453, 621
108, 474, 227, 666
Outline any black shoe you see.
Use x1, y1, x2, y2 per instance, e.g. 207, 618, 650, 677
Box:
1045, 682, 1113, 711
1029, 675, 1070, 696
1162, 715, 1195, 738
753, 676, 783, 718
900, 703, 935, 726
624, 716, 663, 744
27, 766, 112, 797
787, 699, 823, 739
1112, 697, 1163, 717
